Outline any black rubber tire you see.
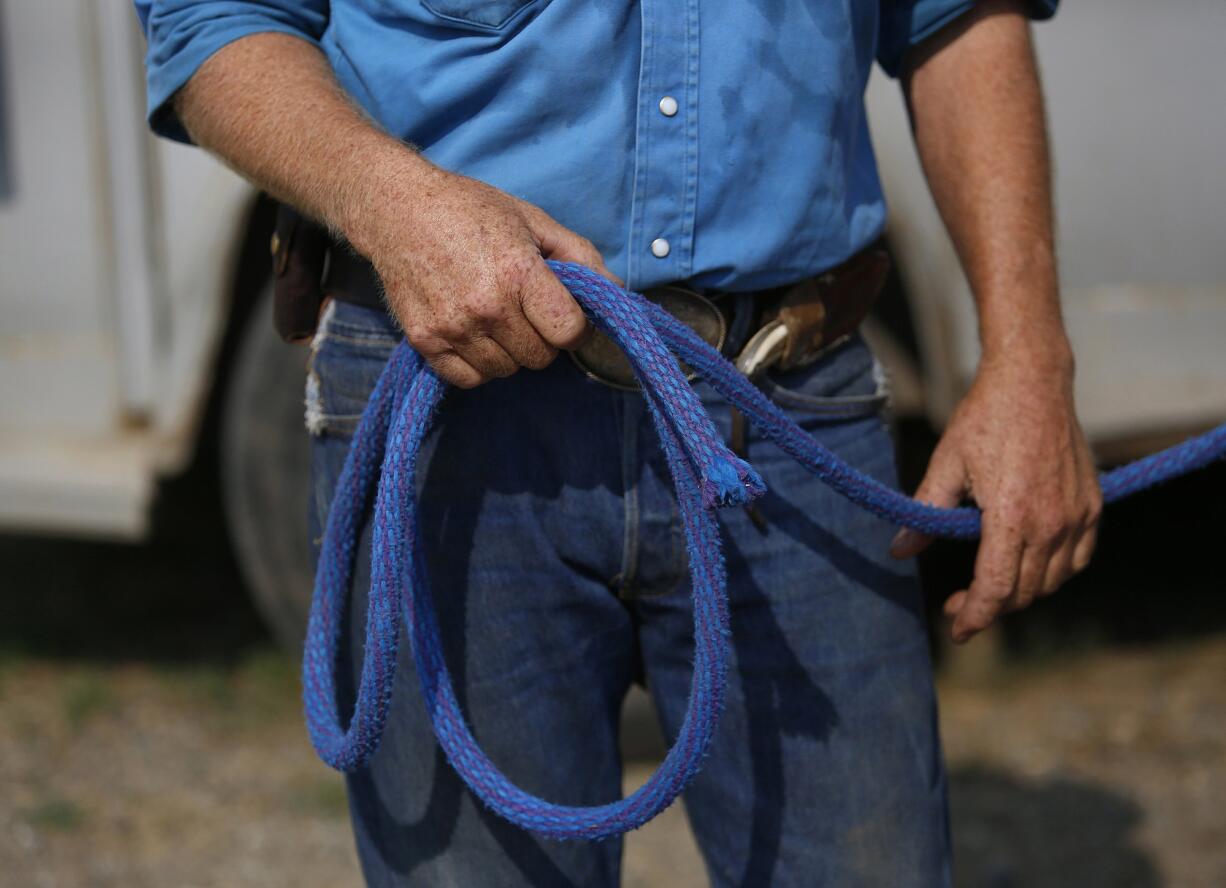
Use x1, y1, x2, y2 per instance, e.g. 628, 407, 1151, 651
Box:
221, 283, 315, 651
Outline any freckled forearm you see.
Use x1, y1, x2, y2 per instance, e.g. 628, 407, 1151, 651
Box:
902, 0, 1071, 373
173, 32, 435, 255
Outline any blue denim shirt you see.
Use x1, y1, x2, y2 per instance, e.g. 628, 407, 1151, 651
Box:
136, 0, 1055, 291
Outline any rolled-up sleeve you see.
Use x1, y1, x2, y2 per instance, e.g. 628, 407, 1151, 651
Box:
876, 0, 1058, 78
135, 1, 329, 141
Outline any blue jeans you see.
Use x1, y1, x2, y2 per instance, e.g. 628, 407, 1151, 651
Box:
306, 300, 951, 887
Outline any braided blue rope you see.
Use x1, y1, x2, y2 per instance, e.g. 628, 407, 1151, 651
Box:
304, 261, 1226, 839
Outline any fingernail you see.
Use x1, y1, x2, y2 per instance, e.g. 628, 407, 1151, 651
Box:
890, 529, 916, 558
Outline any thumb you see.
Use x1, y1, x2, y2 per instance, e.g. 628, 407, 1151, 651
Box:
530, 214, 623, 287
890, 446, 967, 559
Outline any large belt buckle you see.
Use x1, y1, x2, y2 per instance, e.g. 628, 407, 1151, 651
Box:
733, 319, 789, 382
570, 285, 727, 391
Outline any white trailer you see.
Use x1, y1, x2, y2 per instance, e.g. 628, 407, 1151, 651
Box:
0, 2, 309, 641
2, 1, 1223, 644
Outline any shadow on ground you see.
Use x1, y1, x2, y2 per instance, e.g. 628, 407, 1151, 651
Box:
949, 766, 1158, 888
620, 694, 1161, 888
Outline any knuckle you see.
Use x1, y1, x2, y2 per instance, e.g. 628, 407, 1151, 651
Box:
987, 588, 1012, 606
1041, 527, 1068, 549
431, 356, 479, 389
467, 343, 516, 379
497, 251, 537, 289
467, 295, 509, 324
1032, 515, 1068, 546
993, 505, 1027, 534
488, 357, 518, 378
979, 582, 1012, 604
522, 346, 558, 371
431, 316, 469, 343
402, 322, 431, 347
405, 326, 447, 354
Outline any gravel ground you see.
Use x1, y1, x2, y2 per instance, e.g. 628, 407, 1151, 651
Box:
1, 636, 1223, 888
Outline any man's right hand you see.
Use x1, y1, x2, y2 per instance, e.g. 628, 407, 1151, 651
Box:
349, 164, 617, 389
173, 32, 613, 390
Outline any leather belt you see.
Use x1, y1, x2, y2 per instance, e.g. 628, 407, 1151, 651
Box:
322, 245, 888, 384
273, 204, 889, 389
571, 246, 891, 391
323, 247, 389, 312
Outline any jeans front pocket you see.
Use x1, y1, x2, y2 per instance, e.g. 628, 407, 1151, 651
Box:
305, 301, 401, 438
421, 0, 543, 29
760, 335, 889, 424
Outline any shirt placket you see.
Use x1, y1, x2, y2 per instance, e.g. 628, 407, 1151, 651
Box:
627, 0, 700, 290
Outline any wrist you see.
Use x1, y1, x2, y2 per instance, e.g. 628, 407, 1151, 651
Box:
978, 333, 1075, 396
333, 137, 437, 259
976, 280, 1074, 382
981, 318, 1072, 367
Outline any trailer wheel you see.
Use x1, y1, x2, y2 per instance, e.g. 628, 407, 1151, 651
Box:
221, 283, 315, 651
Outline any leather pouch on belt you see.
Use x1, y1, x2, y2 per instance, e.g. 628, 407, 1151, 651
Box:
271, 202, 331, 343
764, 248, 891, 371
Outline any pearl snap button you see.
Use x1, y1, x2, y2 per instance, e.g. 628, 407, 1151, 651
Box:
658, 95, 679, 117
650, 238, 671, 258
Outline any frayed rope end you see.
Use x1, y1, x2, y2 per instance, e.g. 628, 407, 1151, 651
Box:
733, 456, 766, 501
700, 455, 768, 509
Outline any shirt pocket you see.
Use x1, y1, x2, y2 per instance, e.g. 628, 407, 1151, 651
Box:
420, 0, 544, 29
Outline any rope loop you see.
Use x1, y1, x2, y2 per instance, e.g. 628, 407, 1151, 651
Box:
303, 261, 1226, 840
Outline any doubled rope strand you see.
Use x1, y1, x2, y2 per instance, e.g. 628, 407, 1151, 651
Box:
304, 261, 1226, 839
643, 289, 1226, 536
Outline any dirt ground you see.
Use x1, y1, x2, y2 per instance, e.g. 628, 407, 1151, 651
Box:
1, 632, 1223, 887
2, 454, 1222, 887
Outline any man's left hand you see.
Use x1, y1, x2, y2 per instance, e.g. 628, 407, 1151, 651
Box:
889, 342, 1102, 643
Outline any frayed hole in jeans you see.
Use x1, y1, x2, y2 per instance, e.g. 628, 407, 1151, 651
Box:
304, 369, 326, 436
